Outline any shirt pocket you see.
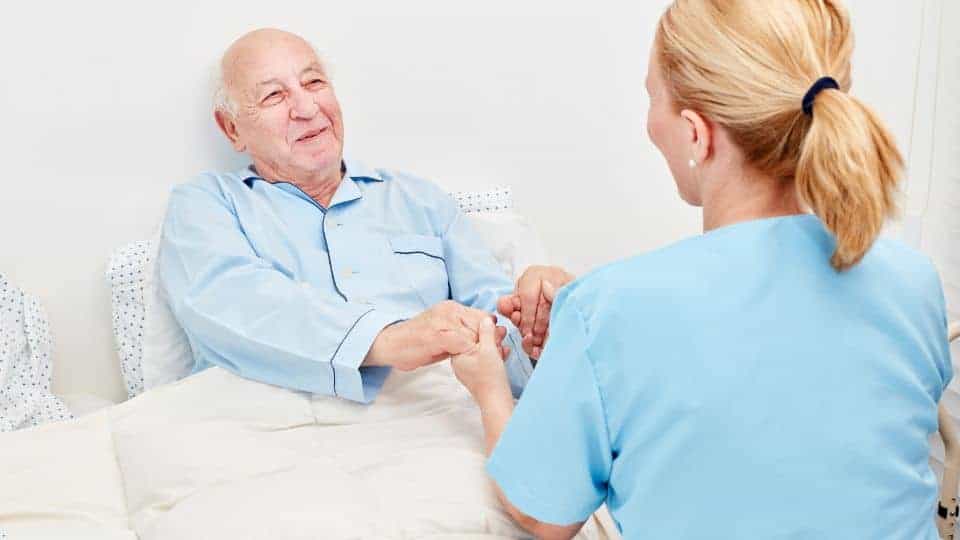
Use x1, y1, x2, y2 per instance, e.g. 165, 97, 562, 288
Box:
389, 234, 450, 308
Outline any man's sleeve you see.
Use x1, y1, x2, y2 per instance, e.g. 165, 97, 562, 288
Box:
486, 291, 613, 524
158, 181, 403, 403
440, 206, 533, 397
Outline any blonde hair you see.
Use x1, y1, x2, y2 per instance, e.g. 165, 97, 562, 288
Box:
656, 0, 903, 271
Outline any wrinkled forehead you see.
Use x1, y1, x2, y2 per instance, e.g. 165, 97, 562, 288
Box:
225, 35, 324, 94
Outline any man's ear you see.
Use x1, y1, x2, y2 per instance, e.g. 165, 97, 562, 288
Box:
679, 109, 712, 166
214, 110, 245, 152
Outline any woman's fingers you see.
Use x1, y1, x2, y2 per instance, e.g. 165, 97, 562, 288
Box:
477, 317, 498, 352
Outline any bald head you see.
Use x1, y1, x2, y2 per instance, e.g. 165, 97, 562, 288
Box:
215, 28, 327, 116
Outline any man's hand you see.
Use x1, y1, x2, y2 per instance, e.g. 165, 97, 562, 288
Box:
365, 301, 510, 371
497, 266, 574, 360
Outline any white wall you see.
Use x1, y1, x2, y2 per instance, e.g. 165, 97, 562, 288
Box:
912, 0, 960, 469
0, 0, 938, 401
916, 0, 960, 328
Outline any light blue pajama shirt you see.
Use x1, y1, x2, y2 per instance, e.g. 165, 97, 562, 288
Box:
158, 160, 532, 403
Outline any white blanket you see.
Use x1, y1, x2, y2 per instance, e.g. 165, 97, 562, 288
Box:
0, 363, 618, 539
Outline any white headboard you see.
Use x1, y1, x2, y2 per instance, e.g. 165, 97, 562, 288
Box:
0, 1, 944, 401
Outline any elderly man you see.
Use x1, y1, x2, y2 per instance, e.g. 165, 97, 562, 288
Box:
159, 28, 568, 403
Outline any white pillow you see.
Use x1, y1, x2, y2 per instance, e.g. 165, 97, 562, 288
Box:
109, 187, 549, 398
107, 230, 193, 399
467, 209, 549, 281
142, 226, 194, 391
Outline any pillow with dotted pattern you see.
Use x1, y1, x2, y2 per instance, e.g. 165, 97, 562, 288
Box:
107, 186, 547, 399
106, 241, 151, 399
0, 273, 73, 431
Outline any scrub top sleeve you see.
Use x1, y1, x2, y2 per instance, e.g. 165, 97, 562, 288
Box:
486, 292, 613, 525
933, 276, 954, 392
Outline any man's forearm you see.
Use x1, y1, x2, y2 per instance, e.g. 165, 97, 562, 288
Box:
362, 323, 397, 367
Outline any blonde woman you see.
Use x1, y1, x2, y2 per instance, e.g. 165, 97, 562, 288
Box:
451, 1, 953, 538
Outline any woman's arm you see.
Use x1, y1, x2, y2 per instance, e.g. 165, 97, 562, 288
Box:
474, 386, 585, 540
452, 318, 586, 540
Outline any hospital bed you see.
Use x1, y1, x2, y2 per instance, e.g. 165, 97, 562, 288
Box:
0, 192, 624, 539
1, 189, 956, 537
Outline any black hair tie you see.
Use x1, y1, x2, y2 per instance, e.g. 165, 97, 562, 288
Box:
802, 77, 840, 116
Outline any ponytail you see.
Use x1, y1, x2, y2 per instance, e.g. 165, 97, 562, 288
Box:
796, 89, 903, 271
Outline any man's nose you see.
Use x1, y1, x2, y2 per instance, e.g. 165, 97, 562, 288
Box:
289, 89, 319, 120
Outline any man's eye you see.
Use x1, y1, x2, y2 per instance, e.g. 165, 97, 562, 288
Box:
262, 91, 282, 104
306, 79, 326, 88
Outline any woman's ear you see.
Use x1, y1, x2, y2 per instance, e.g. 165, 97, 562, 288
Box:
679, 109, 712, 166
214, 110, 246, 152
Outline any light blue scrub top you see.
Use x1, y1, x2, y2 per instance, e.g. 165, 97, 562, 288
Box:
488, 215, 952, 539
158, 160, 532, 403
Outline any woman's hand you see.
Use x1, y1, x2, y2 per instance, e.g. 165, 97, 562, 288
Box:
451, 317, 513, 402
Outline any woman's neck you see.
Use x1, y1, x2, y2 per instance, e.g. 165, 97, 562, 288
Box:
701, 169, 804, 232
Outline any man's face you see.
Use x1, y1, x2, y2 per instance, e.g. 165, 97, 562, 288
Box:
222, 31, 344, 180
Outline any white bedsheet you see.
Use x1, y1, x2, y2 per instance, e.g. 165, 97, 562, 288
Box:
0, 363, 619, 539
58, 393, 116, 417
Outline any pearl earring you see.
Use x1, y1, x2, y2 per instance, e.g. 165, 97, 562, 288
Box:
688, 158, 697, 169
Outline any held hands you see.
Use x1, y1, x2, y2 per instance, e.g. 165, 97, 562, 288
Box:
366, 263, 575, 384
496, 266, 574, 360
366, 300, 510, 371
450, 316, 513, 401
